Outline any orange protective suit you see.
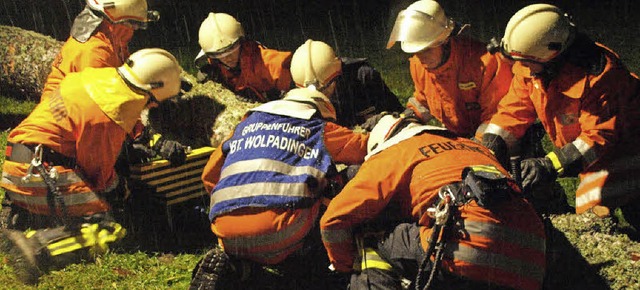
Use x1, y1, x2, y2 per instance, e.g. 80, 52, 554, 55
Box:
202, 118, 368, 265
321, 130, 545, 290
197, 40, 293, 101
2, 67, 148, 216
407, 36, 513, 138
485, 40, 640, 213
40, 22, 133, 102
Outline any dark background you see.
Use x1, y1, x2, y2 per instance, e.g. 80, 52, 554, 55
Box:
1, 0, 638, 71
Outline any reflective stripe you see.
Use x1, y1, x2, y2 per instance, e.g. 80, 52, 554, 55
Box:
468, 165, 503, 176
575, 170, 608, 213
211, 182, 313, 204
484, 124, 518, 148
361, 248, 393, 271
220, 158, 324, 180
47, 222, 125, 256
221, 209, 313, 249
463, 220, 545, 252
2, 170, 85, 187
321, 228, 352, 244
445, 244, 545, 282
5, 189, 103, 207
546, 151, 564, 174
572, 137, 596, 164
474, 123, 488, 137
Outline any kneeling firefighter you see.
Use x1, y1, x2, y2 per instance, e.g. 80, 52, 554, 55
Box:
190, 40, 369, 289
320, 114, 547, 290
0, 48, 183, 284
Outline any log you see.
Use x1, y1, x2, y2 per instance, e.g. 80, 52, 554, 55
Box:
0, 25, 62, 101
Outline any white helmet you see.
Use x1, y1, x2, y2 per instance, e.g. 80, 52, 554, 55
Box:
118, 48, 182, 102
501, 3, 575, 63
87, 0, 159, 29
198, 13, 245, 55
367, 114, 406, 153
283, 88, 337, 121
386, 0, 455, 53
290, 39, 342, 90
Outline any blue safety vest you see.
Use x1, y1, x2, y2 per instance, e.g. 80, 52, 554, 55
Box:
209, 111, 332, 220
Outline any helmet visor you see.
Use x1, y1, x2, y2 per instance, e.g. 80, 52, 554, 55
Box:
112, 10, 159, 30
205, 41, 241, 59
386, 9, 454, 52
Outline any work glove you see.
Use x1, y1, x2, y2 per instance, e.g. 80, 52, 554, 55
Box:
236, 87, 266, 103
127, 143, 157, 164
361, 112, 399, 132
520, 157, 558, 191
155, 139, 188, 166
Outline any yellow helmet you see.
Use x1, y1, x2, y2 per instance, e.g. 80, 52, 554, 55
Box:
198, 12, 245, 55
283, 88, 337, 121
118, 48, 182, 102
386, 0, 455, 53
501, 3, 575, 63
290, 39, 342, 90
87, 0, 159, 29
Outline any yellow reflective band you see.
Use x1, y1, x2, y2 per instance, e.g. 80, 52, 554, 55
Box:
470, 165, 502, 175
149, 133, 162, 147
48, 236, 85, 256
25, 230, 37, 239
546, 152, 564, 175
361, 248, 393, 271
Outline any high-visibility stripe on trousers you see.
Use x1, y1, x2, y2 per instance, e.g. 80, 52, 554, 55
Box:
1, 160, 112, 216
212, 202, 321, 264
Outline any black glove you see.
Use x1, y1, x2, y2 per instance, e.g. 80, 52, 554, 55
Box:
520, 157, 557, 190
361, 112, 398, 132
236, 87, 266, 103
156, 139, 188, 166
127, 143, 157, 164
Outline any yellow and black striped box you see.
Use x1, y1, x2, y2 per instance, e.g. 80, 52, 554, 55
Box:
128, 146, 214, 207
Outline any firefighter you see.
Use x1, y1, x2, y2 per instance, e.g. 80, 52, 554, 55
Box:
481, 3, 640, 226
290, 42, 403, 128
40, 0, 159, 103
320, 114, 546, 290
195, 12, 294, 103
386, 0, 512, 139
0, 48, 183, 284
190, 40, 369, 289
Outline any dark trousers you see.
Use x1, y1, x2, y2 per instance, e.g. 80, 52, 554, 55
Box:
349, 223, 516, 290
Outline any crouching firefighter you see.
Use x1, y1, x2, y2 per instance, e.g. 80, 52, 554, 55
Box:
190, 40, 371, 289
0, 48, 183, 284
320, 114, 547, 290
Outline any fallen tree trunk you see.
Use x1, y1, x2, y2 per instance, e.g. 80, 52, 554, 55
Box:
0, 25, 62, 101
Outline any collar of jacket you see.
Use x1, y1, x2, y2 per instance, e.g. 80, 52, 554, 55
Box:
513, 61, 587, 99
250, 99, 318, 120
78, 67, 148, 132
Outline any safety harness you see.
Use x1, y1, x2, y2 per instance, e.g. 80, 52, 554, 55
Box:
415, 165, 517, 290
6, 143, 76, 225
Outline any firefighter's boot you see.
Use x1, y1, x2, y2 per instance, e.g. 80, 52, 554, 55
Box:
0, 222, 125, 284
190, 245, 239, 290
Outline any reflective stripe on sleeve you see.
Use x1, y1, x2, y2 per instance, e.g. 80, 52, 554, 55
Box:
484, 124, 518, 148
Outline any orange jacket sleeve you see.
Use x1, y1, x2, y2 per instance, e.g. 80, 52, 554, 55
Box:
201, 143, 226, 194
322, 122, 369, 165
259, 46, 293, 92
320, 152, 410, 272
